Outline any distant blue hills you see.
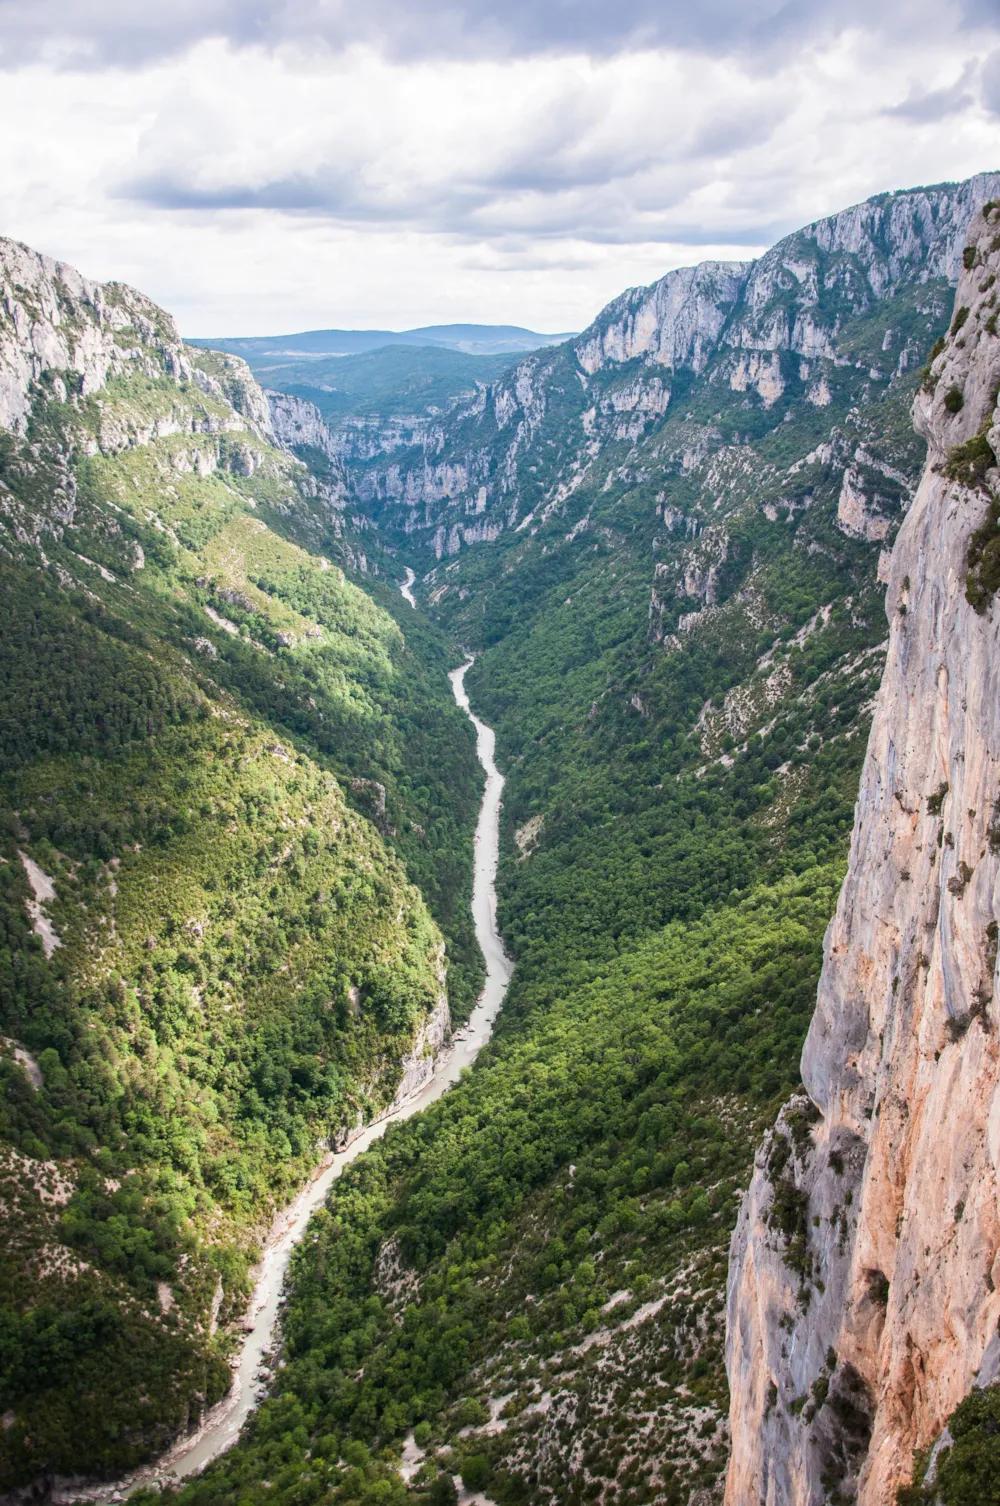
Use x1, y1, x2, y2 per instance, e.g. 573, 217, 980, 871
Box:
187, 323, 575, 359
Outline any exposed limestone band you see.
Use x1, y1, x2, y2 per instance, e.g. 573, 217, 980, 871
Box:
726, 201, 1000, 1506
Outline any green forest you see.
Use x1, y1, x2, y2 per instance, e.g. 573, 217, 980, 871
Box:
0, 182, 977, 1506
0, 342, 482, 1485
145, 314, 916, 1506
146, 863, 841, 1506
150, 493, 881, 1505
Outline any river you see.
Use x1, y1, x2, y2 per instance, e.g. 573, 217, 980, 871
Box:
80, 645, 510, 1502
399, 567, 417, 608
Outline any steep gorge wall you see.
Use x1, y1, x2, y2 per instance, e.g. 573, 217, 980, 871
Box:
340, 176, 999, 568
726, 203, 1000, 1504
0, 235, 272, 437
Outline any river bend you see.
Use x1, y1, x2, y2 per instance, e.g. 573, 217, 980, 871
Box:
81, 650, 510, 1501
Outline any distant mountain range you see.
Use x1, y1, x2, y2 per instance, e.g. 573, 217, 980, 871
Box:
187, 322, 576, 359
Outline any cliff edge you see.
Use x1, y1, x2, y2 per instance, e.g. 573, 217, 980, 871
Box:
726, 201, 1000, 1504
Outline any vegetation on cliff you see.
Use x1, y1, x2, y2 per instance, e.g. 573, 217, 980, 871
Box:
0, 260, 482, 1487
142, 184, 980, 1506
3, 182, 990, 1503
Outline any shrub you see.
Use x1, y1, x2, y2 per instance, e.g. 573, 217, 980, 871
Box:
946, 430, 997, 490
944, 387, 966, 414
965, 497, 1000, 613
929, 1383, 1000, 1504
461, 1455, 492, 1492
428, 1473, 459, 1506
927, 783, 950, 816
456, 1397, 489, 1428
867, 1269, 890, 1304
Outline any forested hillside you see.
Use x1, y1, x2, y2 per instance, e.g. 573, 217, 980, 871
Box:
0, 241, 482, 1488
146, 178, 1000, 1506
5, 174, 996, 1506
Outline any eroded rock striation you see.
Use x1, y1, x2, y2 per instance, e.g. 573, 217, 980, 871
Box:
339, 174, 999, 563
0, 235, 272, 439
726, 200, 1000, 1505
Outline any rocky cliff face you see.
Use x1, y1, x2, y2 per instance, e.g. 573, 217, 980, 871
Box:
0, 236, 272, 439
576, 259, 748, 375
0, 236, 383, 583
267, 389, 344, 467
338, 175, 999, 569
0, 236, 182, 433
726, 199, 1000, 1505
266, 388, 351, 524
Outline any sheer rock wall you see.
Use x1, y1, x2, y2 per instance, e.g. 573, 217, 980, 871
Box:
725, 201, 1000, 1506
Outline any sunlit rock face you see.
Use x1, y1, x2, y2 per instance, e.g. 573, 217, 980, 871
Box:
334, 175, 1000, 564
0, 235, 274, 440
725, 202, 1000, 1506
267, 390, 340, 462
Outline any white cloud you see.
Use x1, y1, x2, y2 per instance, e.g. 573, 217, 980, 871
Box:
0, 18, 997, 334
0, 0, 993, 69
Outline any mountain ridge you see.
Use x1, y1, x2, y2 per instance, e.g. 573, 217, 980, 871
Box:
0, 230, 483, 1489
188, 324, 576, 360
319, 171, 999, 570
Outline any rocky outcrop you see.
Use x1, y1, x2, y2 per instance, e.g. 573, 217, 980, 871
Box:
190, 349, 273, 434
0, 236, 184, 434
725, 200, 1000, 1505
338, 175, 1000, 564
392, 992, 451, 1106
0, 243, 306, 562
803, 175, 1000, 292
0, 235, 275, 453
333, 991, 452, 1154
578, 176, 1000, 382
266, 391, 350, 514
267, 390, 338, 461
576, 260, 748, 375
722, 174, 1000, 364
836, 468, 892, 542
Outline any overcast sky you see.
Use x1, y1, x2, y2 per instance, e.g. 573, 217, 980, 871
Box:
1, 0, 999, 336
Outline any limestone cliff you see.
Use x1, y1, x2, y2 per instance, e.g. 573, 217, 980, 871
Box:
340, 175, 1000, 567
726, 200, 1000, 1504
575, 259, 748, 375
0, 235, 369, 579
265, 388, 351, 525
267, 388, 343, 470
0, 235, 272, 439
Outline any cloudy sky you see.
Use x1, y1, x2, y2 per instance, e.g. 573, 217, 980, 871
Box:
2, 0, 999, 336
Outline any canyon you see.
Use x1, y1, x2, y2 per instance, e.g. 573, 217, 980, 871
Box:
3, 171, 1000, 1506
311, 173, 998, 585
